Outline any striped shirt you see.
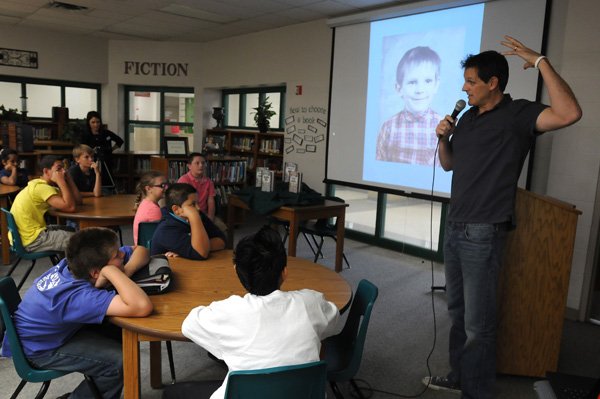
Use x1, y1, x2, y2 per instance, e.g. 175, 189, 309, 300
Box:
376, 108, 442, 166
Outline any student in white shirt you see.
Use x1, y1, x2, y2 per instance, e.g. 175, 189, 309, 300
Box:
181, 225, 339, 399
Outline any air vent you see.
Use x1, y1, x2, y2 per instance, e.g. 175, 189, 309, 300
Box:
47, 1, 89, 11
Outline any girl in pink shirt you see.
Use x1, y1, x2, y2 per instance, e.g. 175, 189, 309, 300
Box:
133, 171, 167, 245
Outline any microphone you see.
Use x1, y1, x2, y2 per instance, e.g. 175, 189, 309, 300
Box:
451, 99, 466, 120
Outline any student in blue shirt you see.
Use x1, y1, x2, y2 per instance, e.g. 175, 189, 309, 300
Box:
151, 183, 225, 260
0, 148, 29, 188
1, 227, 153, 399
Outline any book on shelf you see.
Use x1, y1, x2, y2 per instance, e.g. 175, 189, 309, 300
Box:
255, 167, 267, 188
283, 161, 297, 183
289, 171, 303, 193
261, 170, 275, 192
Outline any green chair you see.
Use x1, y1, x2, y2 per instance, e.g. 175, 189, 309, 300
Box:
0, 276, 102, 399
162, 360, 328, 399
1, 208, 61, 291
322, 279, 379, 399
137, 220, 177, 384
137, 221, 160, 248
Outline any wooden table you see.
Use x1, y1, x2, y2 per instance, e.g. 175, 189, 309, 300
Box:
0, 185, 20, 264
227, 196, 349, 272
110, 249, 352, 399
49, 194, 137, 228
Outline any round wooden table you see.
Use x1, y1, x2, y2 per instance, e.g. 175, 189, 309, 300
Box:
0, 185, 21, 264
49, 194, 137, 228
110, 249, 352, 399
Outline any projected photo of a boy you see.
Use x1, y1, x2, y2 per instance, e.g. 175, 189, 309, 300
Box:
376, 46, 442, 166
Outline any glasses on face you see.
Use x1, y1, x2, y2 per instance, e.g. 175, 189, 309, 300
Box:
151, 183, 168, 189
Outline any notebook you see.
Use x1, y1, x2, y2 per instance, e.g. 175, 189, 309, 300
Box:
535, 372, 600, 399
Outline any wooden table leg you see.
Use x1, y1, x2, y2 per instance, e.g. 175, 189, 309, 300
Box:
150, 341, 163, 389
122, 329, 141, 399
335, 210, 345, 273
226, 202, 234, 249
288, 216, 299, 257
1, 197, 10, 264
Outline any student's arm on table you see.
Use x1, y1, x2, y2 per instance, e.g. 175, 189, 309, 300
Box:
123, 245, 150, 278
103, 265, 153, 317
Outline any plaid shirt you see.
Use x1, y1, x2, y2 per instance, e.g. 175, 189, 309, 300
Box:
376, 108, 442, 166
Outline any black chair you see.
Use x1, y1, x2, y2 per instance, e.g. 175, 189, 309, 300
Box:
322, 279, 379, 398
137, 220, 177, 384
1, 208, 61, 291
300, 216, 350, 268
0, 276, 102, 399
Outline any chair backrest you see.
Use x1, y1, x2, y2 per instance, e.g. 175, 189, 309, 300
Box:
0, 276, 68, 383
225, 361, 327, 399
137, 221, 160, 248
337, 279, 379, 379
1, 208, 24, 256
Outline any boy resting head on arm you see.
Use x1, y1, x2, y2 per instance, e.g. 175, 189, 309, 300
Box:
150, 183, 225, 260
1, 227, 152, 399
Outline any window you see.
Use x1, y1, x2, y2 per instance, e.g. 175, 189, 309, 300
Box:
328, 183, 445, 260
0, 75, 100, 120
223, 86, 285, 131
125, 86, 194, 153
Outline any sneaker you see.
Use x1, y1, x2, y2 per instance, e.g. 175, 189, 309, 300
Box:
422, 376, 461, 394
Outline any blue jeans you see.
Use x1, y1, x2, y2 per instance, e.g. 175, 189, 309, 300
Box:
444, 222, 507, 399
29, 327, 123, 399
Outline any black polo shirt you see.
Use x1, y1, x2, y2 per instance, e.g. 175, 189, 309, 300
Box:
447, 94, 547, 224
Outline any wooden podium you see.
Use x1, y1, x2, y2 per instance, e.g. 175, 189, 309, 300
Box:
496, 188, 580, 377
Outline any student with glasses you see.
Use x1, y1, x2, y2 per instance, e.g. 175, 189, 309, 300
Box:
133, 170, 168, 245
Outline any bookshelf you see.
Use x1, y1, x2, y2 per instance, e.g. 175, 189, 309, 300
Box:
205, 128, 284, 184
113, 152, 154, 194
150, 154, 248, 211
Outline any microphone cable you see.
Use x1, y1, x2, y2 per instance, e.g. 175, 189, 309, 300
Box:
351, 140, 443, 398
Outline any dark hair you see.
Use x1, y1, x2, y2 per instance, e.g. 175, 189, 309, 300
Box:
233, 225, 287, 295
134, 170, 164, 209
66, 227, 119, 279
396, 46, 441, 87
38, 155, 61, 172
85, 111, 103, 135
188, 152, 206, 164
165, 182, 196, 209
0, 148, 18, 163
461, 50, 509, 92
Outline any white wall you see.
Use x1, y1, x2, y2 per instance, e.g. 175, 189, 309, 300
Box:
0, 25, 107, 83
538, 0, 600, 316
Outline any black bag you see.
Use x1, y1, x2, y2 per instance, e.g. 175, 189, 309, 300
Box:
132, 255, 172, 295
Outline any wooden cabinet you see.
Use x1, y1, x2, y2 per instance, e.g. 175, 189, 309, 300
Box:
205, 128, 283, 184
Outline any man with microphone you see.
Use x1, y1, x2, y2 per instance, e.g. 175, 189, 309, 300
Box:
424, 36, 582, 398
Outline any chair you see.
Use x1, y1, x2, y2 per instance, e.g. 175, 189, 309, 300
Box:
322, 279, 379, 399
226, 361, 327, 399
137, 221, 160, 248
162, 360, 327, 399
1, 208, 61, 291
0, 276, 102, 399
300, 216, 350, 268
136, 220, 177, 384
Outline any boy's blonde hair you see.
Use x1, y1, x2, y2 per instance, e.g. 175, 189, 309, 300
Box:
72, 144, 94, 160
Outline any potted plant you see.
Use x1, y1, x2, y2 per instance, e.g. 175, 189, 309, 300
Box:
0, 105, 21, 123
253, 97, 276, 133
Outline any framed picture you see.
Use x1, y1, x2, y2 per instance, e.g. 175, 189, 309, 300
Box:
164, 136, 189, 156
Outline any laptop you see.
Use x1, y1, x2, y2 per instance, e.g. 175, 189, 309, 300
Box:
534, 372, 600, 399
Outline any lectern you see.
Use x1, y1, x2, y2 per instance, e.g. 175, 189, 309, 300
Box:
497, 188, 581, 377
